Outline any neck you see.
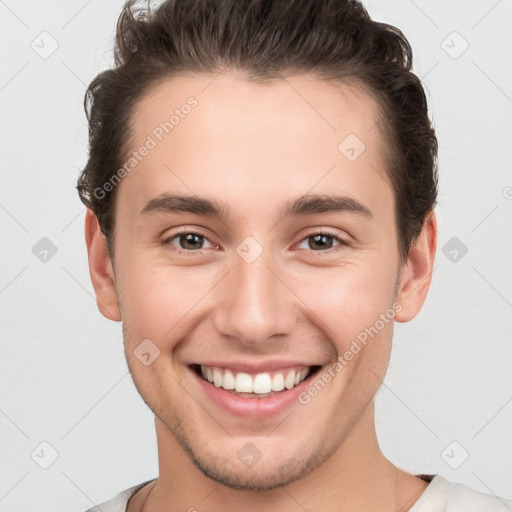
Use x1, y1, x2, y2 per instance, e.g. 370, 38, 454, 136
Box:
134, 402, 429, 512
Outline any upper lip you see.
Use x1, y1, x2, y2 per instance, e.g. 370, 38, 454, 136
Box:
191, 360, 321, 373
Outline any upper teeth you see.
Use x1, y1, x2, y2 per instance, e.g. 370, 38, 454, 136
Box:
200, 365, 311, 393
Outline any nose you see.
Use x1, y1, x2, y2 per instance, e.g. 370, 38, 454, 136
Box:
212, 249, 297, 348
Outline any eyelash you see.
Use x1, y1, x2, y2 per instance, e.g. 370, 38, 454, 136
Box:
162, 229, 349, 256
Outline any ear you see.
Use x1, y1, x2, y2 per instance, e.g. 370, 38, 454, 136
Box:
395, 211, 437, 322
84, 209, 121, 322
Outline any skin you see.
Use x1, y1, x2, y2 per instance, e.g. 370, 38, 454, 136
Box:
85, 71, 437, 511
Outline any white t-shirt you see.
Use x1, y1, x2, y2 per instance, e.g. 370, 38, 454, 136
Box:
85, 474, 512, 511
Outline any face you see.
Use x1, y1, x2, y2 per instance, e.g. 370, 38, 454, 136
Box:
88, 72, 431, 490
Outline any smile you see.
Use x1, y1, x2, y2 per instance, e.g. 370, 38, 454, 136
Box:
190, 363, 322, 400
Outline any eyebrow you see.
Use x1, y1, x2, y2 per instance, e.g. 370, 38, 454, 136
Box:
140, 193, 373, 221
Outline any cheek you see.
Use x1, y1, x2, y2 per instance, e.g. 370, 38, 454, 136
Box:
299, 260, 397, 342
117, 259, 216, 347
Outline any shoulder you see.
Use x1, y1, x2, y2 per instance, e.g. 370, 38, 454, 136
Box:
83, 479, 156, 512
445, 479, 512, 512
412, 474, 512, 512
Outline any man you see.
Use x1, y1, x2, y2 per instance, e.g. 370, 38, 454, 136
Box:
78, 0, 512, 510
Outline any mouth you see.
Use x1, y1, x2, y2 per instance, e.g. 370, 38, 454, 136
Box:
190, 363, 322, 399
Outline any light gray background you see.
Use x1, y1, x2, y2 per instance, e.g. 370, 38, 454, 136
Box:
1, 1, 511, 510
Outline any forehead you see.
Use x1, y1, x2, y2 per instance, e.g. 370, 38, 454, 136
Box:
130, 71, 386, 156
119, 71, 393, 226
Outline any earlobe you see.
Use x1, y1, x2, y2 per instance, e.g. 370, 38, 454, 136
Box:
84, 209, 121, 322
395, 211, 437, 323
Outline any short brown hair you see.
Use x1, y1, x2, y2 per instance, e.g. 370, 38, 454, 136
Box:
77, 0, 438, 262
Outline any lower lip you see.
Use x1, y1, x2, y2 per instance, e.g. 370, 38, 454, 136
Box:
191, 367, 317, 419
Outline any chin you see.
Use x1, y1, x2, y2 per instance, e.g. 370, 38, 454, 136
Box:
168, 418, 329, 491
188, 450, 315, 491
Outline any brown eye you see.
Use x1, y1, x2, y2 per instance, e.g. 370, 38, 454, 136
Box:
297, 232, 347, 252
308, 234, 335, 250
177, 233, 204, 250
163, 231, 216, 253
